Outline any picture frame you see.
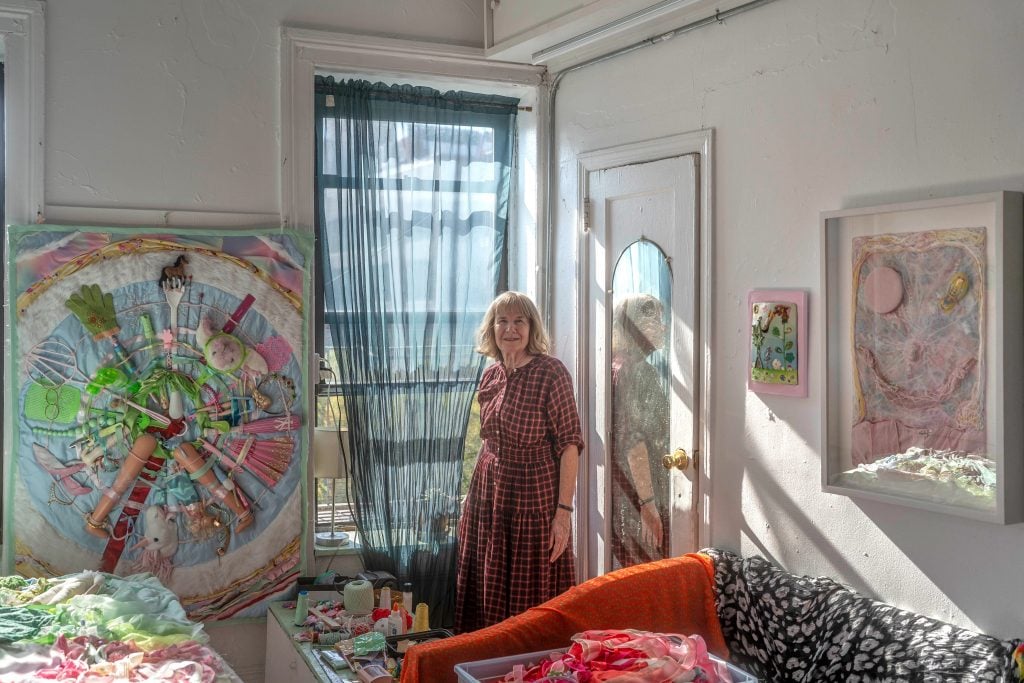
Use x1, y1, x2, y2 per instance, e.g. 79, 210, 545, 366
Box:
747, 289, 809, 397
821, 191, 1024, 524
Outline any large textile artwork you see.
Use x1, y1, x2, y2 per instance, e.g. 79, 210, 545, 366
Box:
842, 227, 993, 509
4, 226, 310, 620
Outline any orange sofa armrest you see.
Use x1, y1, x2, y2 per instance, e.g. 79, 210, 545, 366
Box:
400, 552, 726, 683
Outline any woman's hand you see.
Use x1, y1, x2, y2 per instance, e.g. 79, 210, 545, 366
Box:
640, 501, 663, 550
548, 508, 572, 562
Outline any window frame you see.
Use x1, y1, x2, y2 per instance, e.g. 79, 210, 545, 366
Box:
0, 0, 44, 226
282, 28, 545, 561
1, 0, 44, 548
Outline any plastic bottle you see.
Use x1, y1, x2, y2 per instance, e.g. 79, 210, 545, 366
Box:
293, 590, 309, 626
378, 586, 391, 610
389, 604, 406, 635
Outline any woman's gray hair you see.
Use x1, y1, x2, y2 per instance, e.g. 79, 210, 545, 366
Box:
476, 291, 550, 360
611, 293, 663, 355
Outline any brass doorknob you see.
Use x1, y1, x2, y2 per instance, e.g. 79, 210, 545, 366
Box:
662, 448, 689, 470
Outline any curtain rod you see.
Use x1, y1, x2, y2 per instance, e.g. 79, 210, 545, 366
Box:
316, 76, 528, 113
539, 0, 782, 330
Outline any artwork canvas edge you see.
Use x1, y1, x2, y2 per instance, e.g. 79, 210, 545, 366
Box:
3, 224, 313, 616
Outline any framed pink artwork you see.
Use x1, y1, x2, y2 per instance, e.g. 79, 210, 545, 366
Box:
821, 191, 1024, 524
747, 289, 808, 397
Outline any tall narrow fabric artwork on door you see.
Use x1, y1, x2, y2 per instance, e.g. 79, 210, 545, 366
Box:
5, 225, 310, 620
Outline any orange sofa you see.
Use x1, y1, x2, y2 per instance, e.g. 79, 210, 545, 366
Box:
400, 552, 728, 683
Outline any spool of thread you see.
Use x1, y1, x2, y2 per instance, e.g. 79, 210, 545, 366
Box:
378, 586, 391, 610
344, 579, 375, 615
412, 602, 430, 632
402, 582, 413, 610
317, 631, 347, 646
294, 590, 309, 626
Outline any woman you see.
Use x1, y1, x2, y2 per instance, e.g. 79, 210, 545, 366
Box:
610, 293, 670, 569
454, 291, 584, 633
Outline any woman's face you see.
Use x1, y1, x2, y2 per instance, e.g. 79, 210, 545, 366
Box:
494, 306, 531, 358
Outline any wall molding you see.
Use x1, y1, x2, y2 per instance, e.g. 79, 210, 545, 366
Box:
1, 0, 45, 225
41, 205, 281, 229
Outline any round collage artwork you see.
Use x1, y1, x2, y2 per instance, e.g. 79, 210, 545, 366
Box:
7, 228, 311, 620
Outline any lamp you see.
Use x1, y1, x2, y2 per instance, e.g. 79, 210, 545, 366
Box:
313, 426, 350, 548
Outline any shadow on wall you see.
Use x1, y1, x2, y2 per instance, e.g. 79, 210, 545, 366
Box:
725, 403, 869, 594
730, 392, 1023, 640
844, 176, 1024, 219
855, 499, 1023, 638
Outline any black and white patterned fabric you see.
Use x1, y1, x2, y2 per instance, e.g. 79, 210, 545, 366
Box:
703, 548, 1022, 682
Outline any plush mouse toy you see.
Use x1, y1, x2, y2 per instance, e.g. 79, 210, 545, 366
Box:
195, 317, 268, 377
132, 505, 179, 582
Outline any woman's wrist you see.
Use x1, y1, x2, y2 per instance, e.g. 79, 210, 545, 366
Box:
638, 495, 655, 507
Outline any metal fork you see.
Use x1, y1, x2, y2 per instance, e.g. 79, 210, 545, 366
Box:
161, 276, 188, 419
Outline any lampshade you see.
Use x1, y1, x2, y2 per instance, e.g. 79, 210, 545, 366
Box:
313, 427, 348, 479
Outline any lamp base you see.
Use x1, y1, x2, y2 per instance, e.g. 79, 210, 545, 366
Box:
315, 531, 350, 548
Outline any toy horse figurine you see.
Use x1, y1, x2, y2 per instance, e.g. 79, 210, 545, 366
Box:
159, 255, 189, 286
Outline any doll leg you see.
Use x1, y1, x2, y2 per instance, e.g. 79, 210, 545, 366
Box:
172, 443, 253, 533
85, 434, 158, 539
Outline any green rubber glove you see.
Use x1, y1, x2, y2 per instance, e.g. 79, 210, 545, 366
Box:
66, 284, 120, 338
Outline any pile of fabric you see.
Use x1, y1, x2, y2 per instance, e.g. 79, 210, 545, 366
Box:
0, 571, 241, 682
501, 629, 733, 683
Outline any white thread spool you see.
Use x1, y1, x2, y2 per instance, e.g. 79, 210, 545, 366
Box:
343, 579, 374, 615
293, 590, 309, 626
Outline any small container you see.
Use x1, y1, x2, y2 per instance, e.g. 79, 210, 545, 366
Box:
354, 663, 392, 683
389, 607, 406, 636
378, 586, 392, 610
385, 628, 454, 659
454, 650, 759, 683
293, 590, 309, 626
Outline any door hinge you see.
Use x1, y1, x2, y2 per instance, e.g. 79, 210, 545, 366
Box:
582, 197, 591, 233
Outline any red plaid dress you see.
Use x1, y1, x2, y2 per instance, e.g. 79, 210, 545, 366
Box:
455, 354, 584, 633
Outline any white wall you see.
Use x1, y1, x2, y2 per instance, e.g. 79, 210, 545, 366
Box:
549, 0, 1024, 637
44, 0, 482, 214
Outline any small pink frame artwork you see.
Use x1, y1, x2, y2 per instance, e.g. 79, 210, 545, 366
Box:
747, 289, 809, 397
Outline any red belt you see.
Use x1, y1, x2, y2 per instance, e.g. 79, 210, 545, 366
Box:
100, 454, 166, 572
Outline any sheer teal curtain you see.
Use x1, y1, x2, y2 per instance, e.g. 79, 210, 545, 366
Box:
315, 77, 518, 626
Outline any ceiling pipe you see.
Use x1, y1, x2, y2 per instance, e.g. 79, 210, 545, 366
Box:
539, 0, 781, 330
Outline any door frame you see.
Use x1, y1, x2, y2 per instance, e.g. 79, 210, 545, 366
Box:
575, 130, 714, 580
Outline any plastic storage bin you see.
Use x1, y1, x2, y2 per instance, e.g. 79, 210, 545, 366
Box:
454, 648, 758, 682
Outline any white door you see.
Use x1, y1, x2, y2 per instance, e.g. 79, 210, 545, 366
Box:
583, 154, 699, 578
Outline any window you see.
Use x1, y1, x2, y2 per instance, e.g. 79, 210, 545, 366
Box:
279, 29, 543, 553
313, 78, 519, 538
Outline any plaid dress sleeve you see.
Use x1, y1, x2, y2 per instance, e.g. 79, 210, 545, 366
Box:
544, 356, 585, 457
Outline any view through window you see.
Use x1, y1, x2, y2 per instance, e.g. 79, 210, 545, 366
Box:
314, 82, 509, 538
